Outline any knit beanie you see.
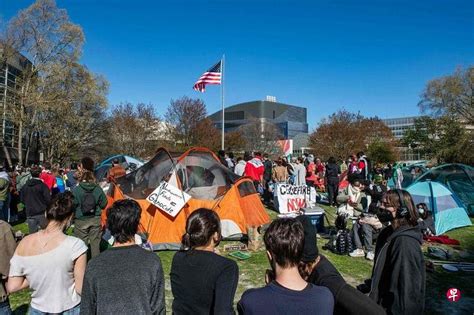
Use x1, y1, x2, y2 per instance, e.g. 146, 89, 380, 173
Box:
296, 215, 319, 262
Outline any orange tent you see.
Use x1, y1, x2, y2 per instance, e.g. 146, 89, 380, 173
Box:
104, 147, 270, 250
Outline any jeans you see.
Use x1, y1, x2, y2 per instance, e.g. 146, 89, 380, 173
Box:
29, 303, 80, 315
0, 299, 12, 315
73, 216, 102, 258
27, 214, 48, 234
352, 221, 375, 252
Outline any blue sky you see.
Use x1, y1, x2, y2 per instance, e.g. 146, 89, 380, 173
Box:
2, 0, 473, 130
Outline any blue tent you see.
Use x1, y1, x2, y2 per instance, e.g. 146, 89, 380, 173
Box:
407, 181, 472, 235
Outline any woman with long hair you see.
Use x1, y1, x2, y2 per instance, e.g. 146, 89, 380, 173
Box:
170, 208, 238, 315
7, 192, 87, 314
370, 189, 425, 314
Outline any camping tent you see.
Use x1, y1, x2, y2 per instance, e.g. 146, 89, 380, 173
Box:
407, 181, 472, 235
106, 147, 270, 250
414, 164, 474, 216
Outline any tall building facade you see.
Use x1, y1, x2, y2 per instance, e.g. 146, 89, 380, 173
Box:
208, 98, 308, 139
0, 49, 38, 165
382, 116, 418, 140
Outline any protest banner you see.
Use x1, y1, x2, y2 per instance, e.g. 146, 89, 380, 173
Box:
146, 181, 191, 217
274, 183, 317, 213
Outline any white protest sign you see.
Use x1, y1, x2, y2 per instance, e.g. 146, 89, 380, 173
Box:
275, 184, 310, 214
146, 181, 191, 217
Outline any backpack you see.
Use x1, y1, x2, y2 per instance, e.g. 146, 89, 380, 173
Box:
81, 188, 97, 216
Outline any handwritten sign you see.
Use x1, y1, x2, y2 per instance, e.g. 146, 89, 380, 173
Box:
275, 184, 317, 213
146, 181, 191, 217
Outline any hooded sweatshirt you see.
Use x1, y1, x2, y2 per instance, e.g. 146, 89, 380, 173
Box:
369, 225, 425, 315
72, 182, 108, 220
20, 178, 51, 217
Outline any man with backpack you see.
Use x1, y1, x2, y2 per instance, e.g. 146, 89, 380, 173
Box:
72, 157, 107, 258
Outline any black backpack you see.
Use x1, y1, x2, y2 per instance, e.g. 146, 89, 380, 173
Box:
81, 189, 97, 216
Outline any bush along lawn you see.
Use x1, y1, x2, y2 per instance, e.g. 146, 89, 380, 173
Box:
9, 209, 474, 314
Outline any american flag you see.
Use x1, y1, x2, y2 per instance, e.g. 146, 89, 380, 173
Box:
193, 60, 222, 92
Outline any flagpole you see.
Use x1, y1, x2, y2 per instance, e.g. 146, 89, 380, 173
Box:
221, 54, 225, 150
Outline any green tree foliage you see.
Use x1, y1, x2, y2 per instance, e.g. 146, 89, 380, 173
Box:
402, 116, 474, 165
367, 140, 398, 164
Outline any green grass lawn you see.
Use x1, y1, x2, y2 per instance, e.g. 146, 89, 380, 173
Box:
9, 206, 474, 314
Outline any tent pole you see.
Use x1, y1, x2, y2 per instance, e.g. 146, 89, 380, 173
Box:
221, 54, 225, 150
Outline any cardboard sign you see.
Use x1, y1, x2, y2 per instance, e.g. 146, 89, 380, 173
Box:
146, 181, 191, 217
274, 184, 317, 213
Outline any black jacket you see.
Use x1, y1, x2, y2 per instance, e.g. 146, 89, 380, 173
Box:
308, 255, 385, 315
325, 163, 340, 183
20, 178, 51, 217
370, 225, 425, 315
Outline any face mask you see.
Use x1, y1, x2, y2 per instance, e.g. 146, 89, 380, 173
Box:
377, 209, 394, 223
418, 208, 425, 215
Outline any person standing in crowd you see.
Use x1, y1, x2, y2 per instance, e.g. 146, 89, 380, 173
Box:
339, 159, 348, 174
356, 152, 370, 180
66, 163, 78, 190
234, 157, 247, 177
0, 219, 17, 314
72, 157, 107, 258
325, 157, 340, 207
261, 154, 273, 204
20, 167, 51, 234
393, 164, 403, 189
294, 157, 307, 186
171, 209, 238, 315
39, 162, 57, 192
296, 215, 385, 315
347, 155, 358, 176
305, 154, 317, 188
225, 152, 235, 170
80, 199, 165, 314
15, 167, 31, 193
108, 158, 126, 182
238, 218, 334, 314
0, 165, 10, 222
369, 189, 425, 314
217, 150, 227, 167
244, 152, 264, 192
272, 158, 288, 184
315, 158, 325, 178
7, 192, 88, 314
52, 167, 66, 195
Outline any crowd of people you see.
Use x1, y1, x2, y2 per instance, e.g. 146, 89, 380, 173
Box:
0, 151, 430, 314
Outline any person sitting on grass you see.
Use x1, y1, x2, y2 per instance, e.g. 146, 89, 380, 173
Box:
238, 218, 334, 315
80, 199, 165, 314
416, 203, 435, 237
7, 192, 87, 314
296, 215, 385, 315
171, 208, 238, 315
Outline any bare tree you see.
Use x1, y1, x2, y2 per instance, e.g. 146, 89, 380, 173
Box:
239, 118, 283, 155
2, 0, 85, 165
108, 102, 160, 159
419, 66, 474, 125
164, 96, 207, 147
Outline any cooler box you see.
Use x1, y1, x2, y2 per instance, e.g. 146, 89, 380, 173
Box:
302, 206, 325, 233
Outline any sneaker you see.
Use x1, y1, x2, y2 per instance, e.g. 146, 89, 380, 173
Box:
366, 251, 375, 261
349, 248, 365, 257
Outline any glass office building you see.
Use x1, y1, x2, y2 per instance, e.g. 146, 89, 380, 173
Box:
208, 99, 309, 139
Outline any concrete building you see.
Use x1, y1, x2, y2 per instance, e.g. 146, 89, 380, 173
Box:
208, 97, 308, 139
